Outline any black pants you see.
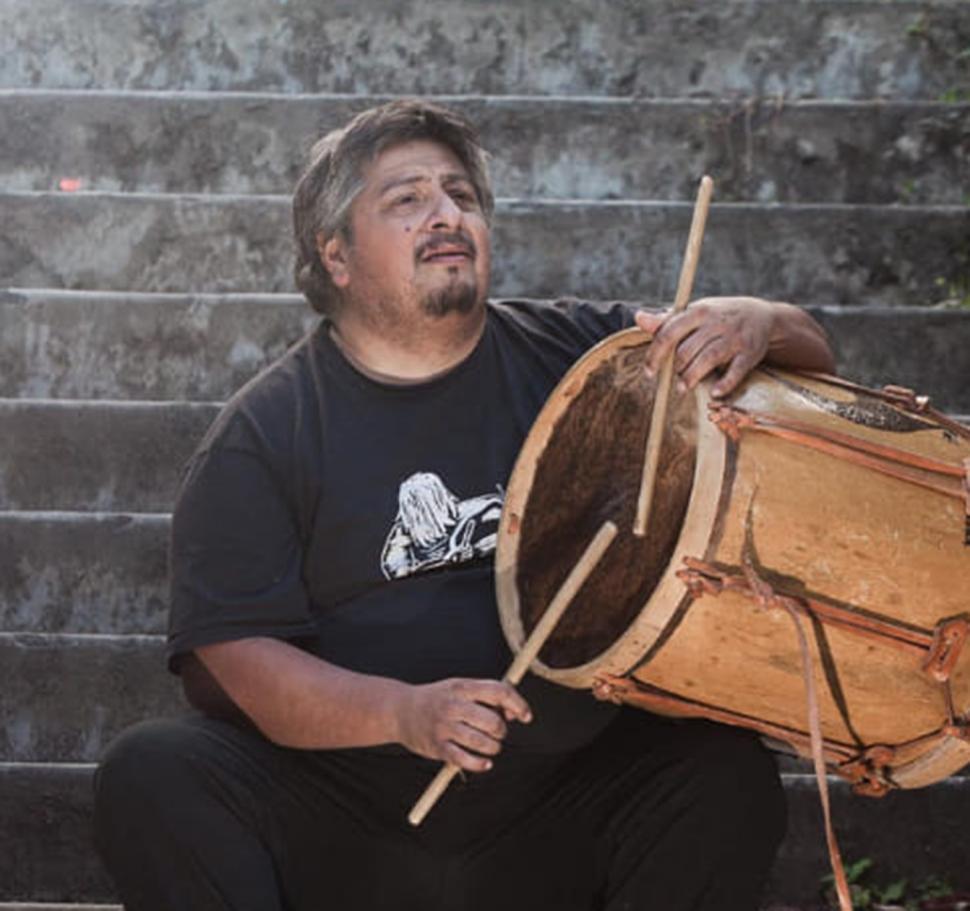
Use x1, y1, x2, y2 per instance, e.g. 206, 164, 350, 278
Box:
94, 709, 786, 911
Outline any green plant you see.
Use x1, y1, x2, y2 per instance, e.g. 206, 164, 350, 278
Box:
820, 858, 961, 910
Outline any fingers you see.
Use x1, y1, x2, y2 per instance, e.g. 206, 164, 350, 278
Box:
401, 679, 533, 773
638, 307, 705, 378
710, 353, 758, 398
638, 298, 772, 393
459, 679, 532, 724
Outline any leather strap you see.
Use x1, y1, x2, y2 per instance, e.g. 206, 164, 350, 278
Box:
739, 553, 854, 911
708, 404, 965, 503
964, 458, 970, 546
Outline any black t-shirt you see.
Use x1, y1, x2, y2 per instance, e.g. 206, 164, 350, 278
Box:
168, 298, 638, 753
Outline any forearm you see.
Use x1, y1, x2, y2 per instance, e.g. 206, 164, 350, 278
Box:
194, 636, 410, 750
763, 301, 836, 374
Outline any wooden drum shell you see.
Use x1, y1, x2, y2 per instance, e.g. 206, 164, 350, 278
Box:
496, 328, 970, 789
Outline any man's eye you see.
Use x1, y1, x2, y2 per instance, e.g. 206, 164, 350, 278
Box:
451, 189, 478, 208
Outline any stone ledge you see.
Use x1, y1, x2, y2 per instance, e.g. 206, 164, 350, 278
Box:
3, 193, 967, 307
2, 91, 966, 204
2, 293, 967, 410
1, 0, 967, 98
0, 399, 217, 512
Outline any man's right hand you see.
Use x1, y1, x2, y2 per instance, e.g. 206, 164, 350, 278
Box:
394, 678, 532, 772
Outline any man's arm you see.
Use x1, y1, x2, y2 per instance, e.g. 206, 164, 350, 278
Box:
635, 296, 836, 398
191, 637, 532, 773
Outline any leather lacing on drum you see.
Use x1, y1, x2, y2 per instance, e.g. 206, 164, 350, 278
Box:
594, 555, 970, 911
591, 386, 970, 911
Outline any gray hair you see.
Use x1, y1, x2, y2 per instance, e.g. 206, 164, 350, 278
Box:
292, 99, 495, 315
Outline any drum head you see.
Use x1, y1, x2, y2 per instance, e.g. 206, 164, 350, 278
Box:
496, 328, 726, 687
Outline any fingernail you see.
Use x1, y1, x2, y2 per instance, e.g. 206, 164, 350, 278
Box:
484, 760, 493, 771
676, 379, 687, 394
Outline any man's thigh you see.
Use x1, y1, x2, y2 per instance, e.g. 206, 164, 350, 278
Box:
451, 710, 786, 911
96, 715, 447, 911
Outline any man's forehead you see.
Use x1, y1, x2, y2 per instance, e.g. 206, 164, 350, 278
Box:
364, 139, 472, 191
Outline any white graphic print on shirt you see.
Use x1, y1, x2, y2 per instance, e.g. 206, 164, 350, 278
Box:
380, 472, 504, 580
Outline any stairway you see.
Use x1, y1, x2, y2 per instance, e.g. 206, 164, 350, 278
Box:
1, 1, 969, 907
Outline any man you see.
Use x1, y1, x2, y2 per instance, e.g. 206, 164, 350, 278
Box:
94, 99, 836, 910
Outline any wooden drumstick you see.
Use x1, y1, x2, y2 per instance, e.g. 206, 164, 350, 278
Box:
407, 519, 619, 826
633, 175, 714, 538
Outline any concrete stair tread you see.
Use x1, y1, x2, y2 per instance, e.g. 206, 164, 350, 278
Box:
3, 90, 967, 203
0, 510, 169, 636
3, 290, 969, 408
3, 193, 968, 306
0, 398, 217, 512
0, 905, 121, 910
2, 0, 967, 98
2, 760, 968, 905
3, 295, 969, 402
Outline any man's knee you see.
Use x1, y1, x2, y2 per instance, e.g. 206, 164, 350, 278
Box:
681, 722, 787, 848
94, 717, 232, 833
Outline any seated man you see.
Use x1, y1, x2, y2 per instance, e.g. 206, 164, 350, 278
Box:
94, 99, 835, 911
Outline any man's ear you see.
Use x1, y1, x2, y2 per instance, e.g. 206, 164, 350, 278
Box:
317, 232, 350, 288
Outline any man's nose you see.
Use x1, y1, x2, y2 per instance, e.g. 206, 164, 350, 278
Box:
427, 189, 463, 230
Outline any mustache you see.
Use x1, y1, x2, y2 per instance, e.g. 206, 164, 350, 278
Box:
415, 232, 477, 262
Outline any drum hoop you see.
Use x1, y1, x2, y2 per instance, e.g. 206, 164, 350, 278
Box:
495, 327, 729, 688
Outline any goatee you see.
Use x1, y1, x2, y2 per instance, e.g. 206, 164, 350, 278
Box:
421, 278, 480, 318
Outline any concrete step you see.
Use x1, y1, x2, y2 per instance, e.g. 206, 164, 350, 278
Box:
1, 0, 967, 99
0, 289, 313, 402
0, 763, 115, 904
3, 90, 968, 205
4, 291, 970, 411
0, 399, 217, 512
0, 634, 176, 764
1, 762, 968, 906
4, 192, 968, 307
0, 511, 168, 636
0, 906, 120, 910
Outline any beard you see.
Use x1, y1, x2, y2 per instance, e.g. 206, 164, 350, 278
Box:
420, 271, 481, 318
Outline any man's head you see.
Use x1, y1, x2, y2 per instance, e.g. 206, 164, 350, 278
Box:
293, 100, 494, 318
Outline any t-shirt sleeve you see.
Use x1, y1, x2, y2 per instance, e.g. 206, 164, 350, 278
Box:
167, 417, 316, 673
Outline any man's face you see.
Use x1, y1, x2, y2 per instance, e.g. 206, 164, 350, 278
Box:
322, 139, 492, 325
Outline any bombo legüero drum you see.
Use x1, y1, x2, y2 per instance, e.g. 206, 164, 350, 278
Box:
496, 328, 970, 795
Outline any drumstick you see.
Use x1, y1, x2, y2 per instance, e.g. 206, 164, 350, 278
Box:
633, 175, 714, 538
408, 519, 619, 826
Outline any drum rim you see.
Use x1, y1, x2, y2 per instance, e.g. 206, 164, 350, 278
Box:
495, 327, 729, 688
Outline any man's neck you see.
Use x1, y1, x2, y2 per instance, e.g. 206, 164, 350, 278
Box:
328, 305, 488, 383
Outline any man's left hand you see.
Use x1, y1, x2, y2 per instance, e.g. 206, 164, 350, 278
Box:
635, 296, 785, 399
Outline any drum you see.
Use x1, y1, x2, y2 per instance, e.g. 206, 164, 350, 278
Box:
496, 328, 970, 794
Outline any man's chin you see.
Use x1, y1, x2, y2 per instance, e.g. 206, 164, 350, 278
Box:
421, 280, 483, 319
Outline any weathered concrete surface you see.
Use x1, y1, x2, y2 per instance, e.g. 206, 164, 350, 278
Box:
2, 763, 968, 905
0, 906, 120, 910
0, 400, 218, 512
805, 305, 970, 413
0, 634, 177, 763
1, 0, 968, 99
3, 91, 968, 204
0, 764, 114, 903
0, 512, 168, 635
768, 775, 970, 903
0, 289, 314, 402
3, 193, 968, 307
3, 291, 969, 410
